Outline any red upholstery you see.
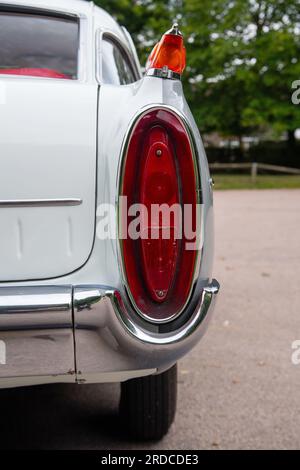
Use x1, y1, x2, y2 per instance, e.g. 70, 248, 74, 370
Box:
0, 68, 70, 79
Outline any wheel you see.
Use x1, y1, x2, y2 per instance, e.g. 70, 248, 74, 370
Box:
119, 364, 177, 441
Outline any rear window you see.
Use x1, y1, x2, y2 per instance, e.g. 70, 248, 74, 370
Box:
0, 11, 79, 80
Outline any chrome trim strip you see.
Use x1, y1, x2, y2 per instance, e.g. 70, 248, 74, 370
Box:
146, 67, 181, 81
0, 286, 72, 314
117, 104, 202, 324
0, 198, 82, 208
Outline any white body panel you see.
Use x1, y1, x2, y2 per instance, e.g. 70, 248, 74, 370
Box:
0, 78, 98, 280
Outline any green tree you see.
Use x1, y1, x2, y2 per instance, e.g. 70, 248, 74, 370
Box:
183, 0, 300, 143
95, 0, 300, 144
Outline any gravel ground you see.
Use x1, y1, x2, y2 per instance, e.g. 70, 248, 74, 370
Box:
0, 189, 299, 450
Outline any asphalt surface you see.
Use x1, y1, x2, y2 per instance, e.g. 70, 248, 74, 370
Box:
0, 189, 299, 450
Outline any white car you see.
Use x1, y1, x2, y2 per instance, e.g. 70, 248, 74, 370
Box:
0, 0, 219, 440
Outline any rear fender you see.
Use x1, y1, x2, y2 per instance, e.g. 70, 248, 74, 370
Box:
96, 76, 214, 293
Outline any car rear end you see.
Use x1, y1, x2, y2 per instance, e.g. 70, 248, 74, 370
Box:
0, 0, 219, 440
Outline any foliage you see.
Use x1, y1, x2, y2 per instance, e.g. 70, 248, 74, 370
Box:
95, 0, 300, 141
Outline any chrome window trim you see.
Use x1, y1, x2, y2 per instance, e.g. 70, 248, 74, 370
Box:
121, 26, 142, 80
95, 28, 140, 85
116, 104, 203, 325
0, 3, 79, 20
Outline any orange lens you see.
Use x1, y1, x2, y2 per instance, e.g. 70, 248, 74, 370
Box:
147, 33, 186, 75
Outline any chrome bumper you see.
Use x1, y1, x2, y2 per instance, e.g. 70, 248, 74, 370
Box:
0, 280, 219, 387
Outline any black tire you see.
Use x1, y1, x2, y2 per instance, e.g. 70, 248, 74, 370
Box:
119, 364, 177, 441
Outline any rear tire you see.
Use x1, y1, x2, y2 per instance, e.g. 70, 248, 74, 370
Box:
119, 364, 177, 441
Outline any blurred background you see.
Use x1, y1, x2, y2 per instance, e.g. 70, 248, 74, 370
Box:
97, 0, 300, 189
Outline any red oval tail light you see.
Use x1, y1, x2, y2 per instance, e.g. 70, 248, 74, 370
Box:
119, 108, 200, 322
